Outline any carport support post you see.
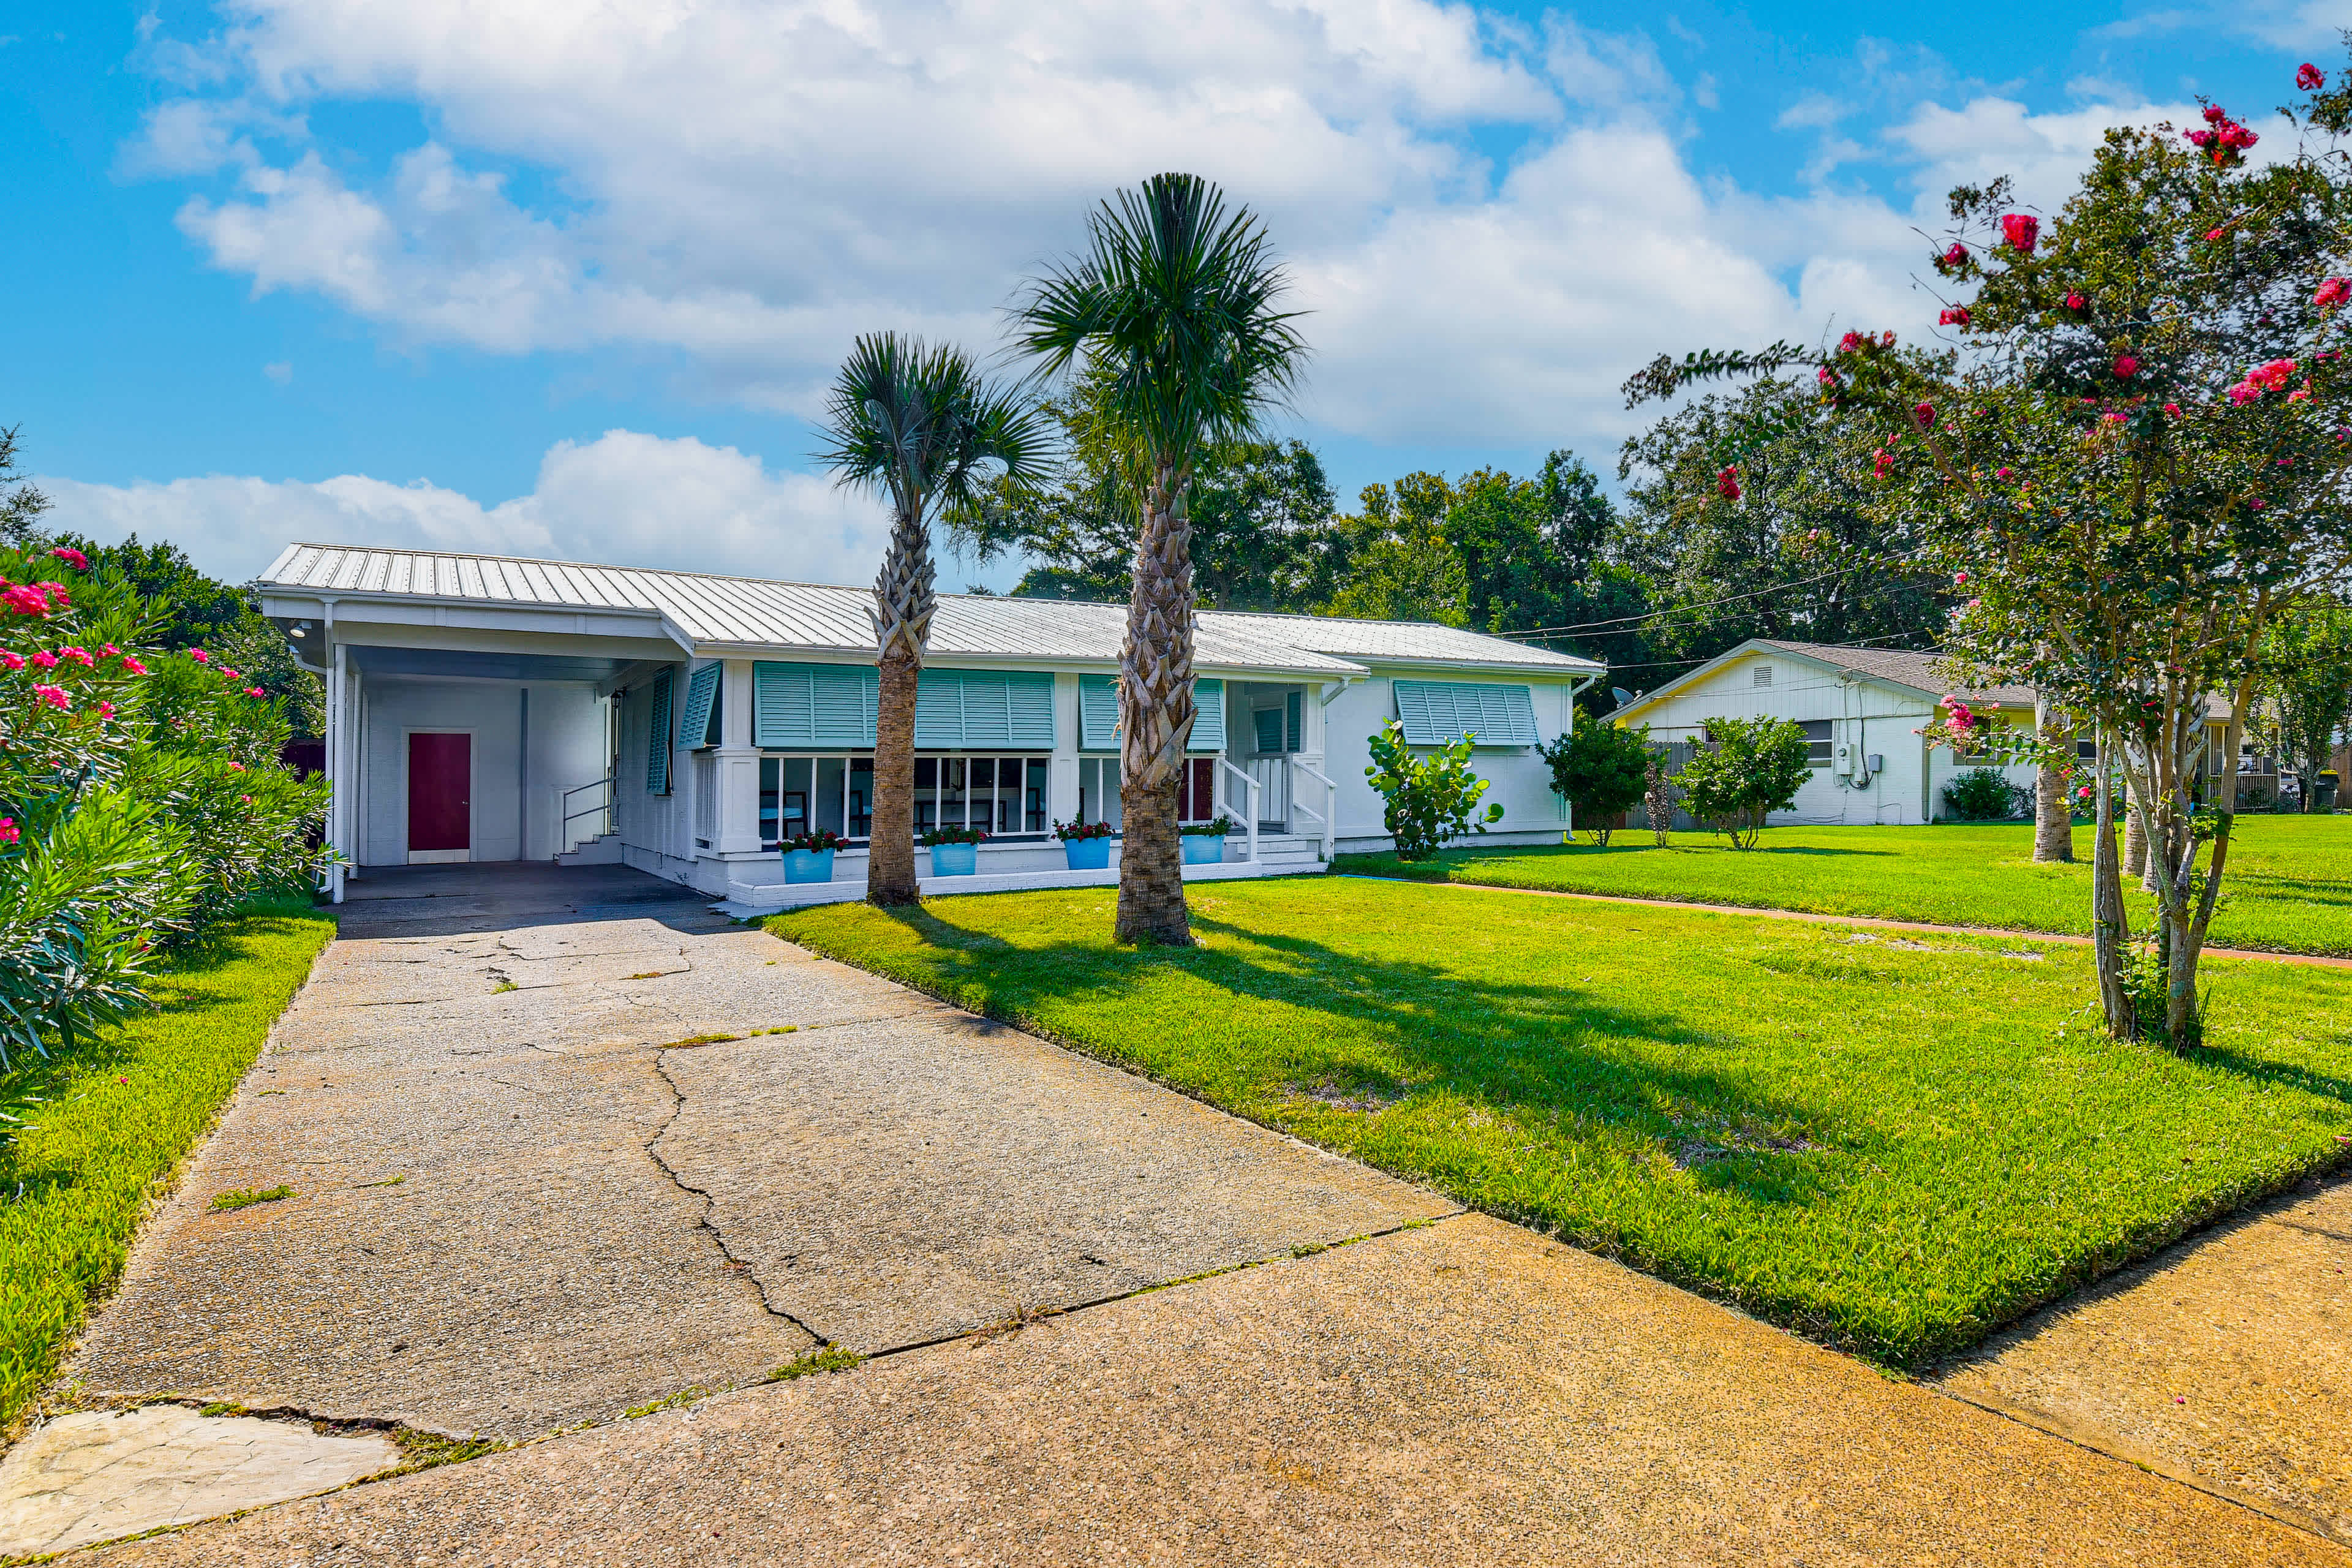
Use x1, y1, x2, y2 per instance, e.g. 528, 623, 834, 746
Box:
713, 659, 766, 856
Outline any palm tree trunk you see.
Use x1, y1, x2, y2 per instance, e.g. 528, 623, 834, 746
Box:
1115, 471, 1197, 946
868, 505, 935, 908
2032, 691, 2074, 863
867, 652, 921, 905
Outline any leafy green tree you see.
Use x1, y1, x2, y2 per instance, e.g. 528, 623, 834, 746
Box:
1616, 377, 1949, 671
1322, 473, 1470, 625
1673, 717, 1811, 849
1627, 58, 2352, 1043
0, 428, 48, 548
1539, 719, 1653, 845
1013, 173, 1308, 945
1364, 720, 1503, 859
2254, 595, 2352, 810
956, 370, 1339, 611
813, 332, 1046, 907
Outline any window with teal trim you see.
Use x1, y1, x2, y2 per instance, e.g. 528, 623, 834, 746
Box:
754, 662, 878, 749
678, 663, 722, 752
646, 668, 674, 795
914, 668, 1055, 750
1392, 680, 1538, 747
1082, 674, 1224, 753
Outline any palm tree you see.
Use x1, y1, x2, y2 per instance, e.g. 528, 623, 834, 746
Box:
1011, 173, 1307, 944
814, 333, 1046, 906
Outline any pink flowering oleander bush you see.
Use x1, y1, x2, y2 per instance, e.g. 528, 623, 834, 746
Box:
0, 543, 331, 1071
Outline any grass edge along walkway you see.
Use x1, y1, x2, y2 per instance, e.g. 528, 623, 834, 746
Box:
0, 897, 336, 1436
1336, 875, 2352, 971
771, 880, 2352, 1370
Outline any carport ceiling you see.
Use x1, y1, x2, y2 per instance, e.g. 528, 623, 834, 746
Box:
348, 646, 632, 684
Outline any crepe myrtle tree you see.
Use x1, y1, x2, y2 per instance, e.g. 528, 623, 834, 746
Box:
815, 333, 1047, 907
1014, 173, 1308, 945
1625, 58, 2352, 1044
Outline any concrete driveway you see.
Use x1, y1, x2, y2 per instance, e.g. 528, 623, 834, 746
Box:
6, 865, 2342, 1564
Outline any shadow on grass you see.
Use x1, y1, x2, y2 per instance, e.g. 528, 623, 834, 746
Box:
871, 900, 1848, 1216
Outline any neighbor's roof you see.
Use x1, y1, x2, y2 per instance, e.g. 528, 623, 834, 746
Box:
257, 544, 1599, 677
1752, 641, 2038, 707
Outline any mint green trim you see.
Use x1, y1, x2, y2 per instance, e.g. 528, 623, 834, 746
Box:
1392, 679, 1538, 747
678, 663, 722, 752
646, 668, 675, 795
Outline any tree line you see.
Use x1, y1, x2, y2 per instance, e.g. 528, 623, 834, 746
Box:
946, 371, 1959, 700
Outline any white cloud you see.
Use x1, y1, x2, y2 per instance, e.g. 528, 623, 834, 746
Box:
128, 0, 2200, 463
39, 430, 894, 587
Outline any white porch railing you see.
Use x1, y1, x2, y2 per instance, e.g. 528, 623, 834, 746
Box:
1289, 758, 1338, 862
1218, 758, 1262, 864
1245, 755, 1290, 829
559, 774, 615, 855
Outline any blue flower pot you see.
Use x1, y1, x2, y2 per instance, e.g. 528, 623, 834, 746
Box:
782, 848, 836, 884
1063, 836, 1112, 871
928, 842, 978, 877
1180, 834, 1227, 865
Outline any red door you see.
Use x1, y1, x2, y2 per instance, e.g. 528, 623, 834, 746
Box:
408, 733, 472, 854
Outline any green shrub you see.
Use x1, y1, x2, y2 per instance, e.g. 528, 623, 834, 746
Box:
1537, 719, 1652, 846
1675, 716, 1811, 849
1942, 767, 2021, 821
1364, 720, 1502, 859
0, 543, 331, 1070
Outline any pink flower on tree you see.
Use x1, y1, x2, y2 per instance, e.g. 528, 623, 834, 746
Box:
2000, 214, 2038, 252
1939, 306, 1970, 326
97, 701, 115, 719
246, 687, 265, 698
49, 547, 89, 571
1913, 401, 1937, 429
1716, 466, 1741, 501
2113, 355, 2139, 379
221, 667, 241, 680
2229, 381, 2262, 405
1874, 449, 1894, 478
99, 643, 119, 657
2, 584, 53, 616
2065, 291, 2089, 312
57, 646, 93, 666
2300, 63, 2326, 91
2163, 402, 2183, 418
2205, 105, 2228, 124
34, 684, 70, 710
1954, 571, 1971, 585
1938, 243, 1969, 271
189, 649, 208, 664
2253, 358, 2299, 390
2204, 227, 2226, 241
0, 652, 20, 671
2316, 278, 2351, 309
0, 817, 16, 844
29, 650, 57, 669
2290, 388, 2311, 402
239, 794, 253, 805
1996, 467, 2014, 479
120, 655, 148, 675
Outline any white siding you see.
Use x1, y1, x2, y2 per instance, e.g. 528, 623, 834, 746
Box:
356, 678, 605, 865
1324, 671, 1581, 853
1622, 651, 2036, 827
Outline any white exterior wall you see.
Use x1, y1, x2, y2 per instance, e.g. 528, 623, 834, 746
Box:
1321, 669, 1582, 854
356, 677, 606, 866
1621, 650, 2036, 826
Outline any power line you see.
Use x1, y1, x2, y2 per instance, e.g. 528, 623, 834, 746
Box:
1493, 547, 1939, 639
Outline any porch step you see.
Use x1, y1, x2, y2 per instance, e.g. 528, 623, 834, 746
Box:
555, 833, 623, 867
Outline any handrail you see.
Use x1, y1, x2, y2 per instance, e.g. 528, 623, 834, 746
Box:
1289, 758, 1340, 862
1218, 758, 1261, 864
559, 774, 616, 854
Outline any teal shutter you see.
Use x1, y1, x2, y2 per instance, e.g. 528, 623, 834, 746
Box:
1079, 675, 1119, 752
916, 669, 1055, 750
1392, 680, 1537, 747
1285, 690, 1302, 752
646, 668, 674, 794
1186, 679, 1225, 753
678, 663, 722, 752
753, 662, 878, 748
1253, 707, 1284, 755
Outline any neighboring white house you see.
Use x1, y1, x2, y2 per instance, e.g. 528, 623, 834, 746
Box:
256, 545, 1603, 909
1609, 639, 2045, 827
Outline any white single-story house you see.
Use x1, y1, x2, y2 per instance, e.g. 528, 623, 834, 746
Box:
1611, 638, 2241, 827
258, 545, 1603, 909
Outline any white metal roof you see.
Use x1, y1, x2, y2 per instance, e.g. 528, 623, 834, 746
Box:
259, 544, 1599, 678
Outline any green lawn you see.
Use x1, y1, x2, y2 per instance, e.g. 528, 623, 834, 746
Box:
773, 878, 2352, 1368
0, 898, 335, 1432
1335, 815, 2352, 957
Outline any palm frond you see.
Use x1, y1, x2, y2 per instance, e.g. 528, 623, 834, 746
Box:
812, 331, 1051, 524
1011, 173, 1309, 477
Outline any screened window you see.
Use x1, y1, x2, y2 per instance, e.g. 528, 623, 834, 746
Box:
759, 754, 1049, 846
1798, 719, 1833, 767
1075, 756, 1217, 827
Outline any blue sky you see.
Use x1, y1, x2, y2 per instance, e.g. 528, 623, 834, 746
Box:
10, 0, 2348, 587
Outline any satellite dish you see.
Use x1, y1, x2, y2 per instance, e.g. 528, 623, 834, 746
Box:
1611, 687, 1634, 709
